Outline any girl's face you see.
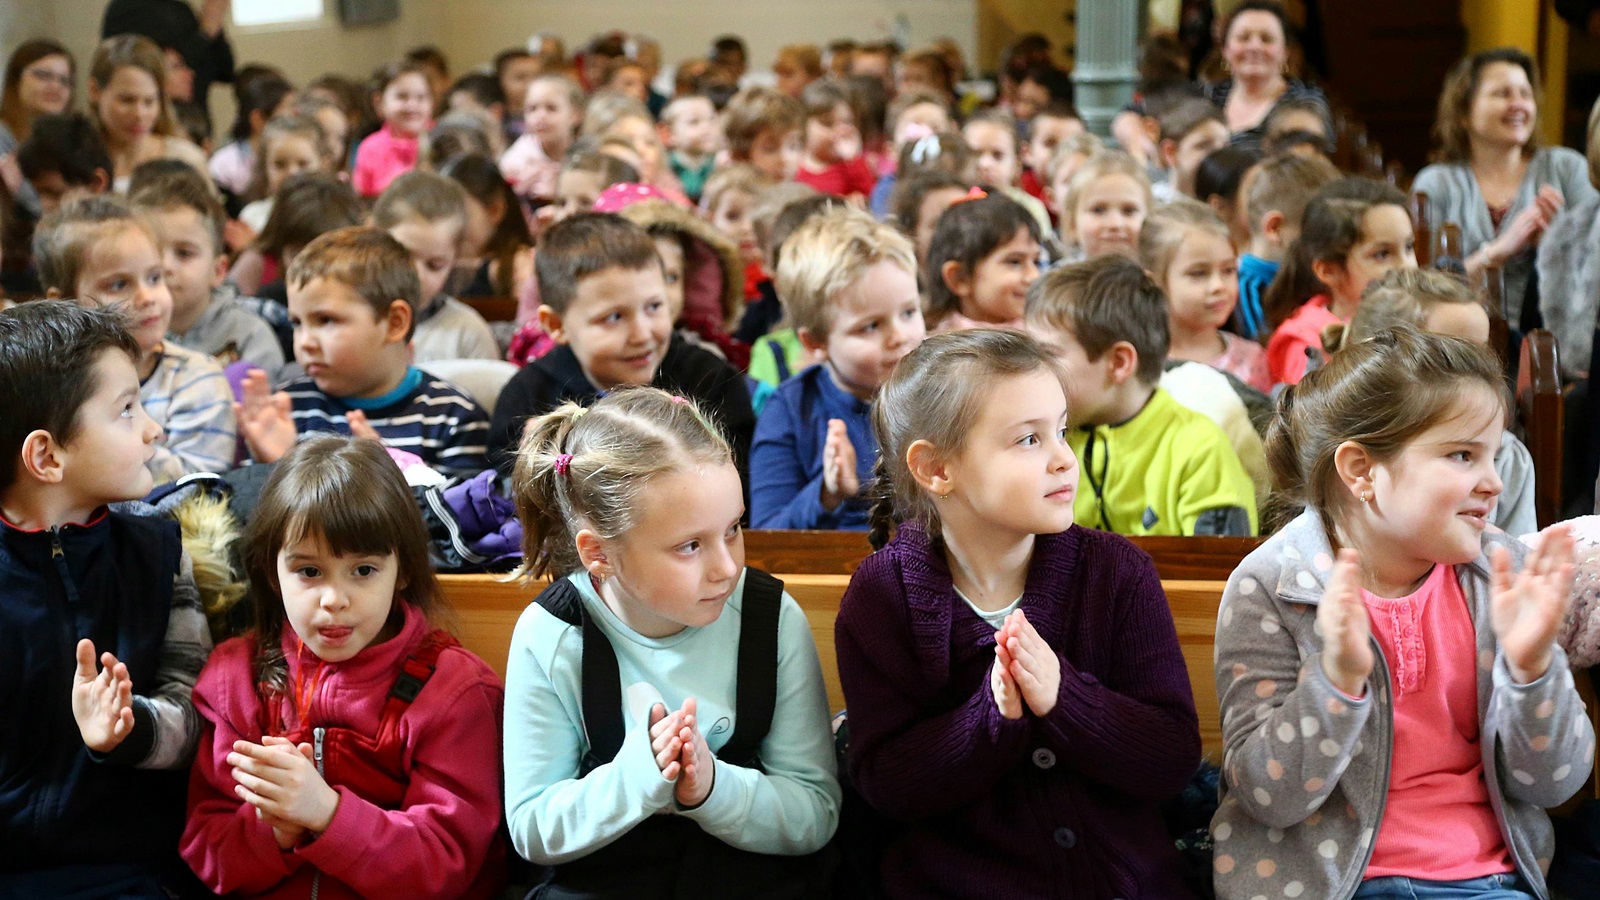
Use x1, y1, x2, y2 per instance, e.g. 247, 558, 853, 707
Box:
1072, 173, 1148, 259
939, 368, 1079, 539
892, 101, 951, 152
555, 169, 604, 221
379, 72, 432, 137
1164, 229, 1240, 335
1467, 61, 1537, 150
709, 188, 759, 266
19, 53, 73, 118
387, 214, 461, 303
277, 532, 400, 663
1424, 301, 1491, 347
591, 461, 746, 639
608, 115, 664, 182
958, 225, 1040, 324
265, 133, 323, 195
74, 227, 171, 354
654, 235, 686, 320
914, 186, 968, 267
804, 102, 855, 164
1323, 204, 1416, 308
964, 121, 1019, 188
1222, 11, 1288, 83
523, 80, 578, 150
94, 65, 161, 145
312, 105, 350, 166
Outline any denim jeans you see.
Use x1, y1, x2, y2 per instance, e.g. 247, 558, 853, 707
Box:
1354, 873, 1535, 899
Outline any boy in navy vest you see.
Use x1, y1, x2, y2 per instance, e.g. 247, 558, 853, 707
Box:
0, 301, 212, 897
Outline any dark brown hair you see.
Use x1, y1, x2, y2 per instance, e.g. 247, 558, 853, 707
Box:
1262, 176, 1407, 329
1025, 254, 1170, 384
924, 192, 1040, 326
439, 153, 533, 296
1, 39, 73, 139
255, 172, 364, 258
534, 212, 661, 314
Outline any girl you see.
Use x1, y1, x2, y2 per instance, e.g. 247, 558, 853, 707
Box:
297, 84, 357, 172
439, 152, 534, 299
1059, 149, 1152, 262
239, 114, 330, 237
230, 172, 363, 302
34, 194, 237, 481
181, 435, 506, 899
499, 73, 584, 203
925, 192, 1041, 331
0, 39, 74, 217
352, 61, 433, 198
87, 34, 207, 191
1195, 145, 1265, 252
585, 93, 688, 207
1212, 328, 1591, 900
1264, 176, 1416, 385
1323, 267, 1537, 536
890, 169, 971, 273
837, 329, 1201, 898
795, 79, 875, 201
504, 388, 840, 896
1141, 197, 1271, 392
210, 69, 295, 200
960, 108, 1053, 234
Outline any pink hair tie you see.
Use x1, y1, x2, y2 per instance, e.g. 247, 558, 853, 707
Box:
670, 395, 689, 405
554, 454, 573, 475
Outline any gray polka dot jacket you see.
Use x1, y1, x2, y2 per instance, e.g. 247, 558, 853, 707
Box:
1210, 510, 1595, 900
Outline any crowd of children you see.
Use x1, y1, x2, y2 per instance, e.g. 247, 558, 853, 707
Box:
7, 4, 1600, 898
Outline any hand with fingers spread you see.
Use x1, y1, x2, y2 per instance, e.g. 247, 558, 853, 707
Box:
1317, 549, 1373, 697
227, 739, 340, 837
1001, 610, 1061, 717
71, 639, 136, 753
649, 703, 686, 782
234, 369, 296, 463
671, 698, 715, 808
819, 419, 860, 512
345, 409, 382, 442
1492, 523, 1577, 684
991, 624, 1024, 720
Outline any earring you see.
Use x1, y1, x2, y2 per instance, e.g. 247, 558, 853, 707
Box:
1360, 490, 1373, 504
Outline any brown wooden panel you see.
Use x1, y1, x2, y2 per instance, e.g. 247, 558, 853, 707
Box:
459, 295, 519, 322
1517, 329, 1564, 528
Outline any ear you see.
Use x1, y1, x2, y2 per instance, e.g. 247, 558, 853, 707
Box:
383, 299, 413, 344
1332, 439, 1376, 503
538, 304, 568, 344
796, 326, 828, 356
1158, 138, 1179, 168
89, 168, 111, 195
905, 439, 952, 498
940, 259, 971, 301
1104, 340, 1141, 386
45, 287, 62, 299
20, 430, 65, 485
1262, 210, 1287, 245
210, 253, 229, 289
1310, 257, 1344, 292
574, 527, 611, 576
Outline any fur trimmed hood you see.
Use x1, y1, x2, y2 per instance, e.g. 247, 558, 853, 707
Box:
617, 199, 744, 330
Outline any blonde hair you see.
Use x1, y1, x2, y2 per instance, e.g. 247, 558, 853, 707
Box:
581, 91, 651, 139
1138, 197, 1232, 286
89, 34, 178, 141
32, 194, 156, 294
700, 163, 768, 218
1044, 132, 1104, 183
1062, 150, 1153, 223
1322, 268, 1481, 354
777, 207, 916, 337
512, 388, 732, 578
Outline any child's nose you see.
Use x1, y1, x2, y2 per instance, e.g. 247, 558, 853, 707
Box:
139, 276, 171, 309
142, 410, 164, 445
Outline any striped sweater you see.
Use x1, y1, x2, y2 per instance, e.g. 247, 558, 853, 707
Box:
283, 366, 491, 476
141, 342, 238, 482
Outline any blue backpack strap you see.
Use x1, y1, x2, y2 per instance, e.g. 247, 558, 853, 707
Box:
715, 568, 783, 768
767, 338, 791, 382
535, 577, 626, 774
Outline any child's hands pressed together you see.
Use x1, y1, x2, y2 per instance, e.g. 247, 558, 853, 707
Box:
228, 738, 340, 840
671, 697, 715, 809
1317, 549, 1373, 697
999, 610, 1061, 716
71, 639, 136, 753
1492, 523, 1576, 684
819, 419, 860, 512
991, 636, 1024, 720
234, 370, 297, 463
254, 737, 315, 849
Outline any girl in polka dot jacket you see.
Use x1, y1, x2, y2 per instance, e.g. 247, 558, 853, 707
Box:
1211, 328, 1594, 900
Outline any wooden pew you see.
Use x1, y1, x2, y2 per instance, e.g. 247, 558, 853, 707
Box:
440, 571, 1231, 762
1517, 329, 1564, 528
460, 295, 519, 323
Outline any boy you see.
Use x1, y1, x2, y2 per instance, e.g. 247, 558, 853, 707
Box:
1025, 255, 1257, 537
1152, 96, 1229, 201
723, 86, 804, 183
17, 113, 112, 215
961, 108, 1053, 235
128, 165, 285, 381
487, 213, 754, 483
660, 94, 720, 204
234, 226, 491, 476
0, 301, 211, 895
1019, 100, 1086, 206
1235, 152, 1340, 339
750, 208, 924, 529
371, 171, 499, 363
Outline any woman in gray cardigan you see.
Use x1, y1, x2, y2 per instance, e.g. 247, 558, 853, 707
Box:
1411, 48, 1594, 330
1535, 94, 1600, 381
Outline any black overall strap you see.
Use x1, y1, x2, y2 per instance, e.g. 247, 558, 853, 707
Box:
715, 569, 784, 767
534, 577, 625, 773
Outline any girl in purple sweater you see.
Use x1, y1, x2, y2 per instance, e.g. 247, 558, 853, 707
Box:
834, 328, 1202, 899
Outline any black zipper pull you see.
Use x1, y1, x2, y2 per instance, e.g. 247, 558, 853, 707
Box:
49, 528, 80, 605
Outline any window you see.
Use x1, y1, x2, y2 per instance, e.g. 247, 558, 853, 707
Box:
232, 0, 324, 27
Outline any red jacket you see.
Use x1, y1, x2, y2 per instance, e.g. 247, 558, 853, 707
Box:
1265, 293, 1341, 386
181, 604, 506, 899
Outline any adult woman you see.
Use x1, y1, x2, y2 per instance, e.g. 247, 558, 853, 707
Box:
1413, 47, 1595, 330
1536, 93, 1600, 380
87, 33, 207, 192
1201, 0, 1327, 142
0, 40, 75, 216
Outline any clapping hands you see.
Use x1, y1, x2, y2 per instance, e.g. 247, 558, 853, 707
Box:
649, 698, 715, 808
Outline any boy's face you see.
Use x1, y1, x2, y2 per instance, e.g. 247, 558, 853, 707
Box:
142, 205, 225, 334
1026, 115, 1084, 171
73, 228, 171, 357
1029, 321, 1119, 427
59, 348, 161, 508
747, 127, 801, 182
666, 98, 720, 156
811, 261, 925, 400
708, 189, 760, 267
288, 276, 410, 399
386, 215, 461, 304
964, 121, 1019, 188
542, 264, 673, 391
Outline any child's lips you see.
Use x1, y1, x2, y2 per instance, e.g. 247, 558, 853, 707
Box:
318, 625, 354, 644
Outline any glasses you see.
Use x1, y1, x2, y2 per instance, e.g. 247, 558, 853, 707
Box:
24, 67, 73, 88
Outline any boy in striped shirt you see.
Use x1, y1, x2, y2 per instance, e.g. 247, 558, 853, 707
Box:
234, 227, 491, 477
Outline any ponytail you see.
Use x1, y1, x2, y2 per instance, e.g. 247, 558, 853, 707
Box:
866, 454, 898, 551
1261, 176, 1408, 333
511, 402, 589, 579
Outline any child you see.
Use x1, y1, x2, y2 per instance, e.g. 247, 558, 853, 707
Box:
1042, 131, 1105, 228
1264, 177, 1415, 386
231, 172, 365, 304
701, 163, 766, 278
1019, 100, 1086, 206
0, 301, 212, 895
925, 192, 1041, 332
351, 61, 433, 198
500, 73, 584, 203
866, 89, 954, 217
1325, 267, 1537, 536
890, 170, 971, 273
836, 328, 1201, 897
128, 166, 286, 380
504, 388, 840, 893
371, 171, 499, 363
794, 80, 873, 201
723, 86, 804, 183
1060, 150, 1153, 262
35, 196, 238, 481
239, 114, 329, 236
1234, 151, 1340, 340
1212, 328, 1591, 900
233, 226, 492, 477
439, 152, 535, 299
661, 94, 720, 204
487, 213, 755, 483
1153, 96, 1229, 201
742, 190, 836, 388
1195, 144, 1264, 253
17, 112, 112, 214
584, 93, 687, 206
87, 35, 207, 191
1026, 255, 1258, 536
1141, 197, 1270, 392
296, 94, 351, 175
209, 70, 295, 201
960, 109, 1053, 234
181, 435, 506, 898
751, 208, 925, 529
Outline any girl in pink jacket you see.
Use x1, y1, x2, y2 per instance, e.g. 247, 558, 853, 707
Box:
181, 435, 506, 899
